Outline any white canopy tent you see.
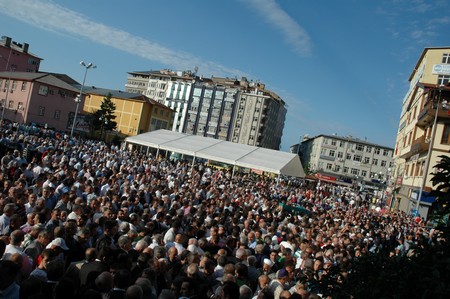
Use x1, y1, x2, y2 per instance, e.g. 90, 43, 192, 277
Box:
125, 130, 305, 177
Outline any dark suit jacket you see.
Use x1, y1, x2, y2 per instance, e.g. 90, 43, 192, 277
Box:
79, 260, 109, 287
108, 288, 126, 299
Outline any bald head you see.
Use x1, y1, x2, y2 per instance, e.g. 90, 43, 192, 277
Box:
126, 285, 143, 299
95, 271, 113, 292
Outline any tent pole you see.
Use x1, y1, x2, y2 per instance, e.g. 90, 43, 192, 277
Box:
156, 148, 160, 160
191, 156, 196, 171
232, 165, 236, 178
277, 173, 280, 186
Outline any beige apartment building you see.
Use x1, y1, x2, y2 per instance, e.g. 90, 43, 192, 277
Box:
393, 47, 450, 218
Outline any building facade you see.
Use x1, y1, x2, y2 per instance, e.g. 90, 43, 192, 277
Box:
0, 36, 42, 72
125, 69, 195, 104
393, 47, 450, 218
125, 70, 287, 150
184, 77, 286, 150
82, 87, 174, 137
298, 134, 394, 190
0, 72, 80, 130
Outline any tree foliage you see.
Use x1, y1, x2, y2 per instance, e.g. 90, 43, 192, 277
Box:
92, 93, 117, 132
429, 155, 450, 233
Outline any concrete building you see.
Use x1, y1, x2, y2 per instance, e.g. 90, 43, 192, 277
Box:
82, 86, 174, 137
125, 70, 287, 150
393, 47, 450, 218
0, 36, 42, 72
125, 69, 195, 104
297, 134, 394, 190
0, 72, 80, 130
185, 77, 286, 150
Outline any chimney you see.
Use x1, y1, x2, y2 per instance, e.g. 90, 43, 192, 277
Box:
23, 43, 29, 53
3, 36, 12, 47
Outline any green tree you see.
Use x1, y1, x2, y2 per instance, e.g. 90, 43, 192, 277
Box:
429, 155, 450, 232
92, 93, 117, 139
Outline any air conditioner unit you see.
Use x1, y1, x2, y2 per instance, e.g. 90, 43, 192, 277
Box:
338, 158, 344, 162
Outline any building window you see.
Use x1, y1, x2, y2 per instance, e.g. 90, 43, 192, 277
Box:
17, 102, 24, 111
326, 163, 332, 170
381, 160, 387, 167
38, 85, 48, 96
366, 146, 372, 153
438, 75, 450, 86
11, 81, 17, 90
361, 170, 367, 177
337, 152, 343, 158
154, 108, 158, 114
21, 82, 27, 91
374, 148, 381, 155
339, 141, 344, 147
331, 140, 336, 146
346, 153, 352, 160
383, 149, 389, 156
442, 124, 450, 144
442, 53, 450, 64
353, 154, 362, 162
54, 110, 61, 119
329, 150, 335, 157
335, 165, 341, 172
356, 144, 364, 151
351, 168, 359, 175
38, 106, 45, 116
8, 100, 13, 109
372, 158, 378, 166
343, 167, 348, 173
363, 157, 370, 164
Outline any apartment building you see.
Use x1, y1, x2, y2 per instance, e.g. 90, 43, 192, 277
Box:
125, 69, 195, 104
125, 70, 287, 150
184, 77, 286, 150
0, 72, 80, 130
0, 36, 42, 72
393, 47, 450, 218
297, 134, 394, 189
82, 86, 174, 136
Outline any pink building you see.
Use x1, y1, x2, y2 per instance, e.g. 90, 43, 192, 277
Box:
0, 72, 82, 131
0, 36, 42, 72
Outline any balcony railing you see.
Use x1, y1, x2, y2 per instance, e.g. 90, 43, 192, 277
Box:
410, 135, 429, 156
417, 100, 449, 127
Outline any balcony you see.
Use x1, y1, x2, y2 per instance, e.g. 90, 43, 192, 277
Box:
398, 143, 412, 159
410, 135, 429, 156
417, 100, 449, 128
320, 155, 335, 161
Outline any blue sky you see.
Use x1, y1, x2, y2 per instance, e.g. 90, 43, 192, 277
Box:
1, 0, 449, 151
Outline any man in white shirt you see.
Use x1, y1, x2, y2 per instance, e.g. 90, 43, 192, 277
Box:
0, 203, 15, 235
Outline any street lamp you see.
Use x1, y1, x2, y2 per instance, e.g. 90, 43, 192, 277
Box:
415, 84, 447, 215
70, 61, 96, 138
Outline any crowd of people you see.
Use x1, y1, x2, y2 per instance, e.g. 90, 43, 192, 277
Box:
0, 122, 444, 299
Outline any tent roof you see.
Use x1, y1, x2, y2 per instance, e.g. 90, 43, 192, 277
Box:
125, 130, 305, 177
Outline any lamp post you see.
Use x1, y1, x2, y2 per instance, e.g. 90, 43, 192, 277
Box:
70, 61, 96, 138
415, 84, 446, 215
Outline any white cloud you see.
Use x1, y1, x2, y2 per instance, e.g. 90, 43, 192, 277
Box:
0, 0, 246, 78
245, 0, 312, 56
